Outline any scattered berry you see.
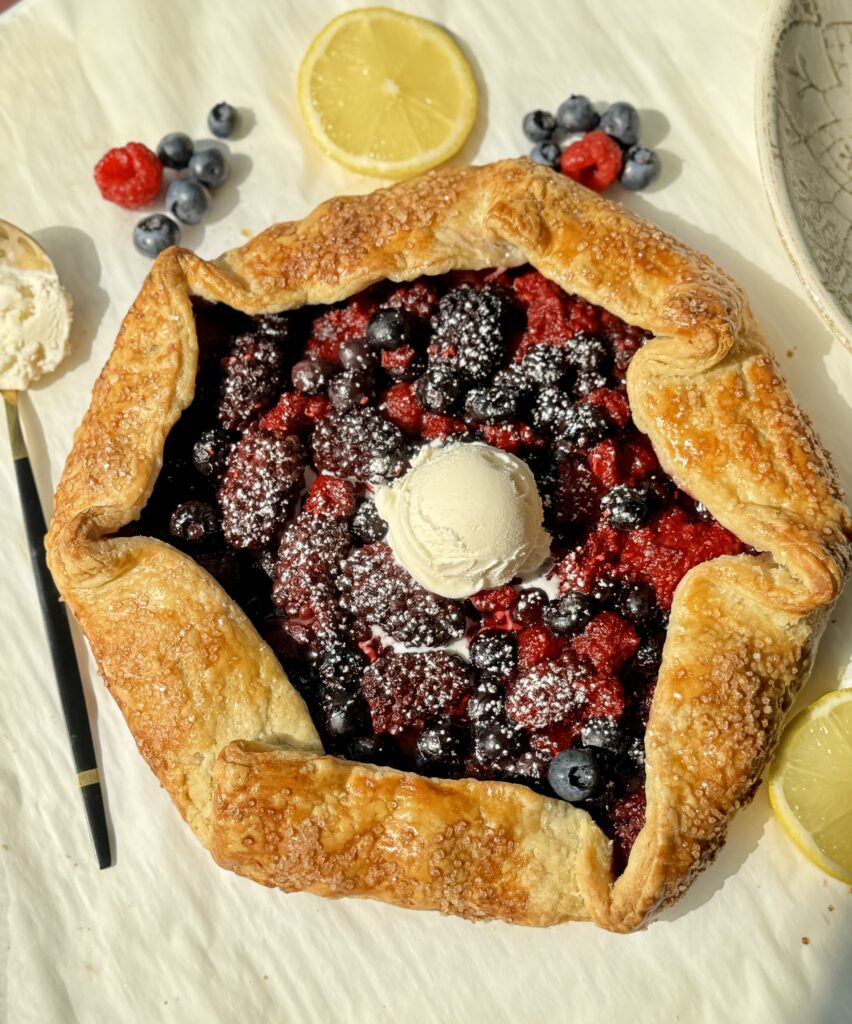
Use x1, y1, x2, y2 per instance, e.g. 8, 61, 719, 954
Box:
132, 214, 180, 257
169, 500, 220, 545
291, 358, 335, 394
192, 428, 233, 479
465, 385, 517, 424
530, 142, 561, 168
414, 365, 462, 414
208, 102, 239, 139
350, 498, 387, 545
470, 629, 518, 678
543, 592, 594, 635
522, 110, 557, 143
188, 146, 230, 189
598, 101, 640, 147
556, 95, 599, 133
415, 718, 468, 773
620, 145, 659, 191
156, 132, 194, 170
312, 408, 407, 483
165, 178, 211, 225
219, 334, 284, 431
304, 475, 357, 519
328, 370, 373, 411
560, 131, 624, 192
94, 142, 163, 209
548, 748, 601, 802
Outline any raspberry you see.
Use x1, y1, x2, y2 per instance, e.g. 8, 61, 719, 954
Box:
570, 612, 639, 675
304, 395, 332, 422
479, 420, 542, 454
218, 431, 305, 552
259, 391, 309, 435
560, 131, 623, 192
516, 625, 565, 669
384, 280, 439, 319
380, 345, 424, 381
469, 585, 518, 614
421, 413, 467, 441
507, 649, 591, 730
554, 455, 604, 527
382, 382, 424, 435
512, 271, 573, 354
219, 334, 285, 431
94, 143, 163, 210
339, 542, 465, 647
312, 408, 407, 483
587, 439, 622, 490
362, 653, 473, 735
305, 297, 378, 362
304, 475, 357, 519
582, 387, 631, 428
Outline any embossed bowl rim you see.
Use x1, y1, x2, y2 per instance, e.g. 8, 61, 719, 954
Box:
755, 0, 852, 350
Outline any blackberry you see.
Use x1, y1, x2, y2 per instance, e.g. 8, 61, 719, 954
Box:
600, 484, 652, 530
564, 332, 610, 373
557, 402, 612, 448
339, 542, 465, 647
254, 312, 291, 341
350, 498, 387, 545
192, 428, 233, 480
218, 333, 285, 431
430, 284, 510, 381
272, 511, 351, 615
218, 431, 305, 552
542, 592, 594, 636
362, 652, 473, 735
474, 721, 523, 764
366, 308, 412, 350
492, 364, 536, 397
469, 629, 517, 678
572, 370, 610, 398
318, 643, 367, 692
580, 715, 623, 753
531, 385, 572, 435
168, 500, 220, 545
312, 409, 407, 483
414, 365, 462, 414
519, 344, 570, 387
464, 386, 517, 424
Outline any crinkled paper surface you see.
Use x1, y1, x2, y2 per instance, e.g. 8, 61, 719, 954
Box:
0, 1, 850, 1021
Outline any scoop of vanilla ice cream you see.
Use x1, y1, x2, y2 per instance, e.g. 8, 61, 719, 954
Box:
374, 442, 552, 599
0, 266, 72, 390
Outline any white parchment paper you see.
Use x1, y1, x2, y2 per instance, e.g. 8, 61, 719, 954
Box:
1, 1, 850, 1021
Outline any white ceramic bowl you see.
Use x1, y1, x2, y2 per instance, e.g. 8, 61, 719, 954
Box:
756, 0, 852, 348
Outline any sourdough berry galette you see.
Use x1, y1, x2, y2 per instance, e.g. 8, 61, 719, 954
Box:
47, 160, 851, 931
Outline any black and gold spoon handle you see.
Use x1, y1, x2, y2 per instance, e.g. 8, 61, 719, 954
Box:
4, 390, 112, 869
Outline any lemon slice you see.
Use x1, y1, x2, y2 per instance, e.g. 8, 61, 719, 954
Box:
298, 7, 477, 179
768, 688, 852, 884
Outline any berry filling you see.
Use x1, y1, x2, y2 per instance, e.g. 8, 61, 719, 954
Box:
124, 269, 748, 873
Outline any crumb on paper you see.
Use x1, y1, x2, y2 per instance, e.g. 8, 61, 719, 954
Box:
786, 349, 795, 358
241, 227, 253, 238
802, 936, 810, 945
828, 904, 835, 911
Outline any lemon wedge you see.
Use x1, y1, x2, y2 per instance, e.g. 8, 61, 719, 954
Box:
768, 688, 852, 884
298, 6, 478, 179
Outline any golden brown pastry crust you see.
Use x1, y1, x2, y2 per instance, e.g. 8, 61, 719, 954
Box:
46, 159, 852, 931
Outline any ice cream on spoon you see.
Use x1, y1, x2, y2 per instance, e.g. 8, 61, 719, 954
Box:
374, 441, 552, 600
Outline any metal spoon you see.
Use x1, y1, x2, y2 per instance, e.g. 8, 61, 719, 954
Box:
1, 220, 111, 869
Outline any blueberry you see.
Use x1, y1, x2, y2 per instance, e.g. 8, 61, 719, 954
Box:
415, 719, 468, 773
328, 370, 373, 412
555, 95, 599, 133
598, 101, 640, 147
208, 101, 239, 139
165, 179, 212, 225
634, 631, 665, 675
530, 142, 561, 168
542, 592, 594, 636
169, 500, 220, 545
156, 132, 194, 169
188, 146, 230, 189
514, 587, 549, 626
522, 109, 557, 142
469, 629, 517, 678
589, 575, 621, 607
414, 365, 462, 413
366, 308, 411, 350
531, 385, 573, 436
548, 747, 600, 802
338, 339, 377, 372
466, 683, 503, 726
318, 644, 366, 691
291, 358, 335, 394
619, 145, 659, 191
600, 484, 652, 530
192, 427, 232, 479
464, 385, 518, 424
346, 733, 394, 765
580, 715, 622, 753
133, 214, 181, 257
572, 370, 610, 398
324, 692, 369, 738
475, 722, 522, 763
616, 582, 657, 625
350, 498, 387, 545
